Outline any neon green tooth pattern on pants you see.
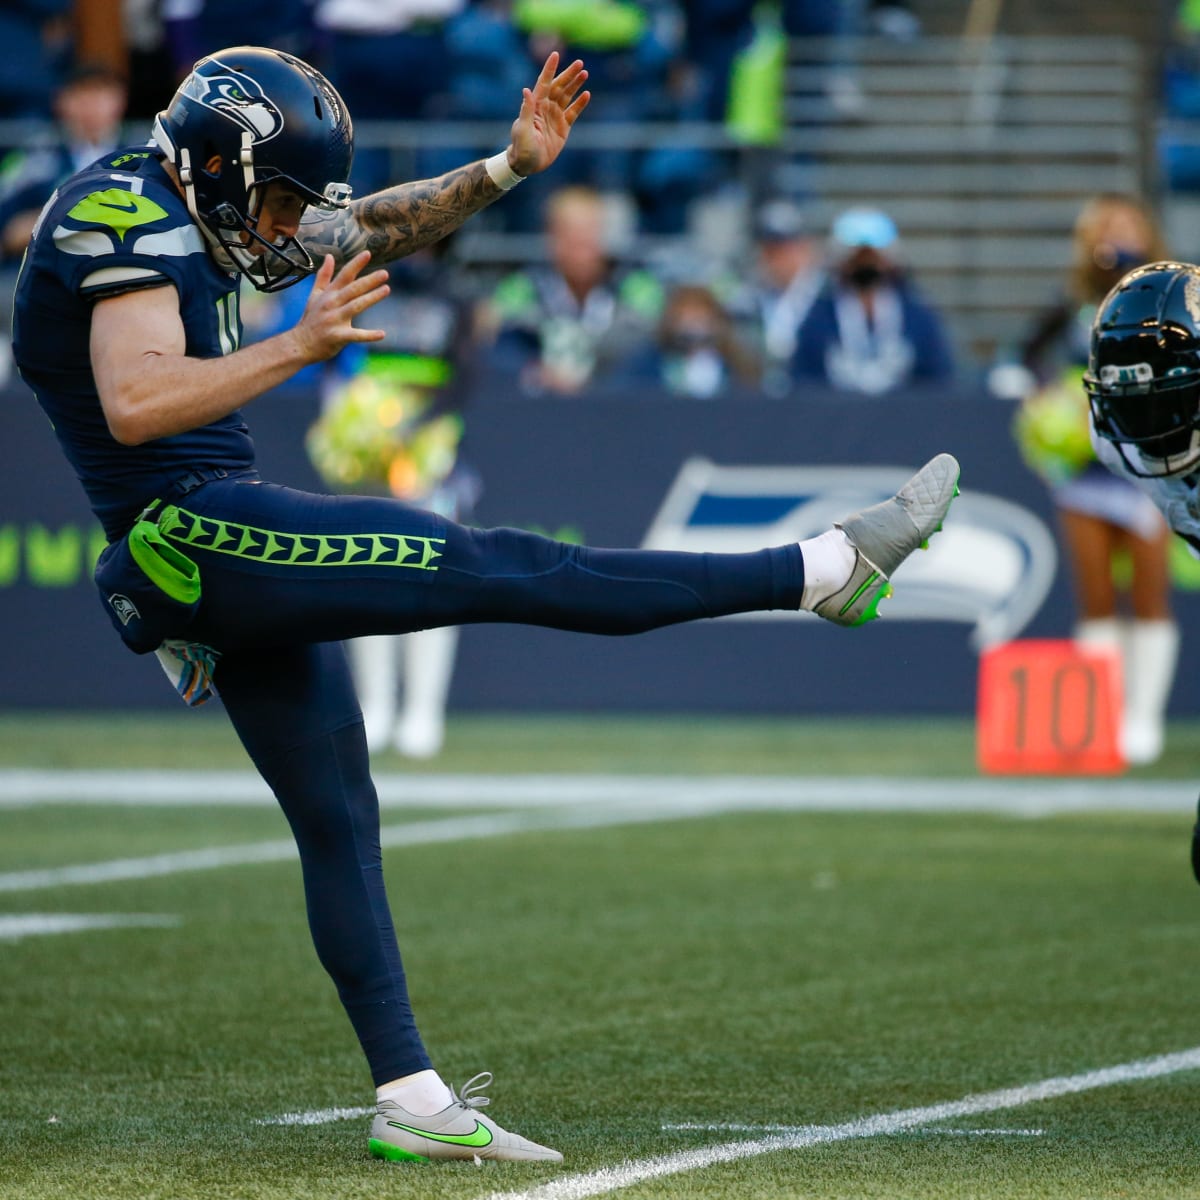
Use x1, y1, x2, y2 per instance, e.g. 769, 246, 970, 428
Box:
157, 505, 445, 571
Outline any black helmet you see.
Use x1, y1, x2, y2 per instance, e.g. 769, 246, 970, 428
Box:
1083, 260, 1200, 477
152, 45, 353, 292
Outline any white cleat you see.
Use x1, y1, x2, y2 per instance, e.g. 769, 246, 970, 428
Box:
814, 452, 961, 627
369, 1072, 562, 1164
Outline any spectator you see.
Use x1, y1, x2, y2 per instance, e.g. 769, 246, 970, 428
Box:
617, 282, 760, 397
1160, 0, 1200, 194
483, 184, 663, 394
0, 1, 72, 125
726, 196, 825, 396
511, 0, 676, 211
681, 0, 756, 123
444, 0, 535, 121
0, 63, 128, 263
1012, 193, 1178, 764
123, 0, 179, 121
791, 206, 955, 394
306, 240, 482, 758
312, 0, 467, 193
161, 0, 314, 75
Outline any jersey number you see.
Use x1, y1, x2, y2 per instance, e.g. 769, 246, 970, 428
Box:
216, 292, 241, 356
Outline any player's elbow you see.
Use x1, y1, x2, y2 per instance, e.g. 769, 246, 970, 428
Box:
102, 396, 154, 446
107, 421, 146, 447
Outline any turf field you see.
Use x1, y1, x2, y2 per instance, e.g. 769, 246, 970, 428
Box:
2, 713, 1200, 1200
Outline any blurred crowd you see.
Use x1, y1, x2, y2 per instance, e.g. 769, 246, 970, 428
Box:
6, 1, 1200, 401
0, 0, 964, 405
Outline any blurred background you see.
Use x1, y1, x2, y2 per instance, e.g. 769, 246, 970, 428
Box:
4, 0, 1200, 752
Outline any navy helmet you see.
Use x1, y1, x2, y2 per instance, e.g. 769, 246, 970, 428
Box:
153, 45, 353, 291
1083, 260, 1200, 477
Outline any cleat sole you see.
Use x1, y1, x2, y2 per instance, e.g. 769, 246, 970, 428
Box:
369, 1137, 431, 1164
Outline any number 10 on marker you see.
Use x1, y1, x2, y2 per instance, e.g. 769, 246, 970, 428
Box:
976, 640, 1125, 775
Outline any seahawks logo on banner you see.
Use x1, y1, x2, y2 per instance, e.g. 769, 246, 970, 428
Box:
184, 60, 284, 142
641, 459, 1058, 649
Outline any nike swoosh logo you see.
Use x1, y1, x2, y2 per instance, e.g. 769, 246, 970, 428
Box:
385, 1118, 494, 1148
66, 189, 169, 242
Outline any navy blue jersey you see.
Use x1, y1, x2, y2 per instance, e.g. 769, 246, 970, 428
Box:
11, 145, 256, 540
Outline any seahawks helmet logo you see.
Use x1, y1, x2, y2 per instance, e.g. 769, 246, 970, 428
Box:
184, 61, 284, 142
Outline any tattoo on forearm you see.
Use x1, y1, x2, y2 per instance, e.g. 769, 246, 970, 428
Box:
299, 161, 501, 269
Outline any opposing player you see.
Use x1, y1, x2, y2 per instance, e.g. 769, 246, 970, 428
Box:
1082, 260, 1200, 878
11, 46, 959, 1163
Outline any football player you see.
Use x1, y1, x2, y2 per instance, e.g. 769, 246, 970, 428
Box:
12, 45, 959, 1163
1084, 260, 1200, 883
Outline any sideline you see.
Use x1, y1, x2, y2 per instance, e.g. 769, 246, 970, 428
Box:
1, 773, 1193, 895
0, 768, 1193, 813
476, 1047, 1200, 1200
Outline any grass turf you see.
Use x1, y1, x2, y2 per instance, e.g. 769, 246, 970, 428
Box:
1, 715, 1199, 1198
6, 710, 1200, 776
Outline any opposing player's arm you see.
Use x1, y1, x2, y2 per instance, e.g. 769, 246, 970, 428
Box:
299, 52, 589, 271
92, 252, 389, 445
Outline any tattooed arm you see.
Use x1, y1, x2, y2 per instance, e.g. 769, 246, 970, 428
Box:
299, 53, 590, 272
299, 160, 502, 269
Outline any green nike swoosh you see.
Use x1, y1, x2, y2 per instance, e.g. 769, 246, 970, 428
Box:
67, 189, 168, 243
385, 1118, 494, 1148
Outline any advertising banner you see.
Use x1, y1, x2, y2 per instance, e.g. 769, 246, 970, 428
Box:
3, 377, 1196, 714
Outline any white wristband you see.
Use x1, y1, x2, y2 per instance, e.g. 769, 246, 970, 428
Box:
485, 151, 526, 192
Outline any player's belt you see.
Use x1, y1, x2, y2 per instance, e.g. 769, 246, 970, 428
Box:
163, 466, 259, 501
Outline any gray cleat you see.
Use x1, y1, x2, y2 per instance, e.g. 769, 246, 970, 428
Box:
814, 452, 961, 628
369, 1072, 562, 1164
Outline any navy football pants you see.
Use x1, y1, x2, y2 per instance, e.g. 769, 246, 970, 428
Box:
166, 478, 806, 1083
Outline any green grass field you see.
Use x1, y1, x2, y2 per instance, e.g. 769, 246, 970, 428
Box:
2, 714, 1200, 1199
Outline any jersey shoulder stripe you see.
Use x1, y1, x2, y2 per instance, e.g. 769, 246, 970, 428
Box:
46, 155, 200, 264
38, 151, 210, 296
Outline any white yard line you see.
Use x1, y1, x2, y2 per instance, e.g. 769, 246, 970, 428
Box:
0, 913, 179, 941
478, 1047, 1200, 1200
260, 1105, 375, 1127
662, 1122, 1044, 1137
0, 769, 1193, 814
0, 772, 1193, 895
0, 798, 733, 894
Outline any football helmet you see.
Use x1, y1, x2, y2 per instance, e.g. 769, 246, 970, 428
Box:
1083, 260, 1200, 477
152, 45, 353, 292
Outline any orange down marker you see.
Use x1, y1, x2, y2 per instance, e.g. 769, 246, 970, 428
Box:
977, 640, 1125, 775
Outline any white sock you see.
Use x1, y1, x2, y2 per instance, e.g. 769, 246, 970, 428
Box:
798, 529, 857, 610
376, 1068, 454, 1115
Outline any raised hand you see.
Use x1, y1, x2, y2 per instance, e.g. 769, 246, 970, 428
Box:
291, 251, 390, 363
507, 52, 591, 177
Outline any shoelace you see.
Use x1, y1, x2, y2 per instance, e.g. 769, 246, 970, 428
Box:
452, 1072, 494, 1111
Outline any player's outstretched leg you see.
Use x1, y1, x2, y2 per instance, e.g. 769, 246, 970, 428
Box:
369, 1072, 562, 1163
813, 453, 961, 628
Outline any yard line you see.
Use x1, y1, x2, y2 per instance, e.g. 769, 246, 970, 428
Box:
0, 769, 1194, 814
260, 1105, 374, 1127
0, 798, 735, 894
663, 1122, 1045, 1137
480, 1046, 1200, 1200
0, 913, 179, 941
1, 773, 1194, 894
